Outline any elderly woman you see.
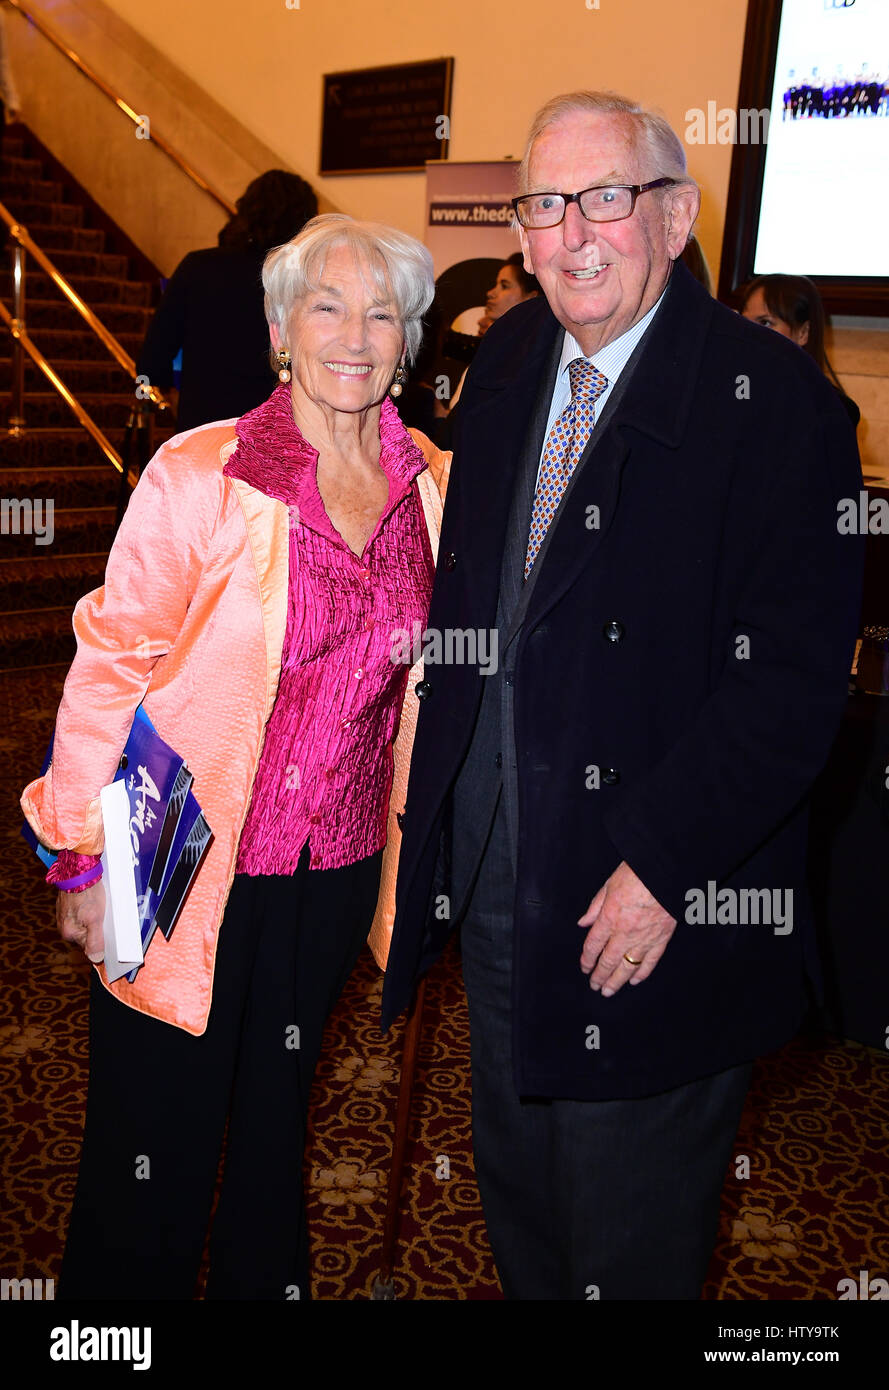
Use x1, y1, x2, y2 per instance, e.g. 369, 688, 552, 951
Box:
21, 214, 448, 1301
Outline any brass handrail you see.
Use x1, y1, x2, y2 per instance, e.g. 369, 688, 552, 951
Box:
0, 201, 168, 410
7, 0, 237, 216
0, 296, 125, 474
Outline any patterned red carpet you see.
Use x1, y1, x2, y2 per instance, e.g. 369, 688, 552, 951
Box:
2, 665, 887, 1300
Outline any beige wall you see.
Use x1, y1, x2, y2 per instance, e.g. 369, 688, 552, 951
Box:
828, 323, 889, 487
7, 0, 293, 273
91, 0, 750, 280
8, 0, 887, 476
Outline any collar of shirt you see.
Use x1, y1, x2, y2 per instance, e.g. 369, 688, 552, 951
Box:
555, 283, 666, 408
224, 381, 427, 548
544, 284, 668, 444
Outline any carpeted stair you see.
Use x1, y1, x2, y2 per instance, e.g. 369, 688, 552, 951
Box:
0, 123, 172, 670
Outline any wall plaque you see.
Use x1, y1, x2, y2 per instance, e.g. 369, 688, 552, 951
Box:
320, 58, 454, 175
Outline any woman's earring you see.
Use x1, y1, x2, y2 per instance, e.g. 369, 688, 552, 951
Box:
389, 365, 407, 398
275, 349, 292, 384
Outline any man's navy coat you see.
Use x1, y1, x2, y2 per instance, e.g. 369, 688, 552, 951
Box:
381, 262, 864, 1100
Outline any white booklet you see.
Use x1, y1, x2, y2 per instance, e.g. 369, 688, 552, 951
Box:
99, 779, 144, 983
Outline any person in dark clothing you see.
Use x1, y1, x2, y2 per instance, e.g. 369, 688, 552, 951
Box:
740, 273, 860, 428
381, 90, 863, 1302
137, 169, 317, 430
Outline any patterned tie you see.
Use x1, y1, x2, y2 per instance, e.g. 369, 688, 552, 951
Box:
524, 358, 608, 579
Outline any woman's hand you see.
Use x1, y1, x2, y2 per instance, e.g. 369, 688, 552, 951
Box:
57, 880, 106, 963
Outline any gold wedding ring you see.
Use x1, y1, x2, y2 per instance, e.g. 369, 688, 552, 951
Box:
623, 953, 642, 965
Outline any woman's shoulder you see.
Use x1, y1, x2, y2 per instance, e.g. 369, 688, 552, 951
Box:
150, 418, 241, 478
128, 419, 243, 526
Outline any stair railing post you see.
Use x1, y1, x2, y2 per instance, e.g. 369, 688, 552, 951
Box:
136, 395, 155, 476
8, 238, 26, 436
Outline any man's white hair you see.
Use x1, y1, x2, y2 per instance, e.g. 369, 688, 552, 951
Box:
263, 214, 434, 365
517, 90, 696, 194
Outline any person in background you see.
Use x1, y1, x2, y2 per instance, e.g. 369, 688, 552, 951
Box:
22, 214, 447, 1301
477, 251, 540, 337
448, 253, 540, 414
137, 169, 317, 430
740, 273, 859, 427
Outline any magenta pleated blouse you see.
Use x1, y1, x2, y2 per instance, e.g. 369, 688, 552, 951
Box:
224, 383, 434, 874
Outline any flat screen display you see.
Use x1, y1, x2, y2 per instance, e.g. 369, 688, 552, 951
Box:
754, 0, 888, 278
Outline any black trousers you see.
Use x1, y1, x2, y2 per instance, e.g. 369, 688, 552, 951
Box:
458, 799, 752, 1300
59, 846, 382, 1301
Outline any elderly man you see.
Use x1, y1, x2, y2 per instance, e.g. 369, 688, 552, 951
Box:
381, 91, 863, 1300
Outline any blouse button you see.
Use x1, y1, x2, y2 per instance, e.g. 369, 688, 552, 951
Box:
340, 718, 351, 728
354, 667, 364, 680
364, 617, 374, 631
309, 813, 321, 825
325, 768, 335, 780
359, 567, 371, 581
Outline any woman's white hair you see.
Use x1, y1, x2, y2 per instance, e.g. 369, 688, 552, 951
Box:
263, 213, 435, 365
516, 90, 695, 194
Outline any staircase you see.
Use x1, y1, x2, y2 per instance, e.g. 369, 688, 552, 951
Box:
0, 123, 172, 670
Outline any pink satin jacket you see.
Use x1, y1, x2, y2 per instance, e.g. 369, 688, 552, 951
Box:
20, 409, 448, 1035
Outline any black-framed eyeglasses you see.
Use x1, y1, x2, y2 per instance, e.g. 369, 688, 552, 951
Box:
512, 178, 677, 229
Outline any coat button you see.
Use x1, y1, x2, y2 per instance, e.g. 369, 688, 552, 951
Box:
494, 752, 503, 769
603, 620, 625, 643
415, 680, 432, 700
602, 768, 620, 785
504, 672, 514, 686
444, 552, 456, 571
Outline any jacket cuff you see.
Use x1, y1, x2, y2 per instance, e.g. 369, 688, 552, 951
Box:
46, 850, 103, 893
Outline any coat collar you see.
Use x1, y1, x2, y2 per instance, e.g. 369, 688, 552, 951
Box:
470, 258, 714, 452
450, 260, 716, 639
222, 382, 427, 548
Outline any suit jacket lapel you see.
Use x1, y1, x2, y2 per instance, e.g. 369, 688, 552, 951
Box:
501, 323, 647, 651
498, 327, 564, 635
520, 263, 714, 635
449, 300, 560, 631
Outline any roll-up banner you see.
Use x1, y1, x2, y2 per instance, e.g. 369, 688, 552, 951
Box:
424, 160, 520, 399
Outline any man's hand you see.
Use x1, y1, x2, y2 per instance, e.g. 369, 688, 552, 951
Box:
578, 861, 676, 997
57, 880, 106, 963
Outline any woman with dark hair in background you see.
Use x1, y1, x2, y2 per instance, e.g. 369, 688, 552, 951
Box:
446, 253, 540, 416
477, 251, 540, 336
137, 169, 318, 430
740, 273, 860, 427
